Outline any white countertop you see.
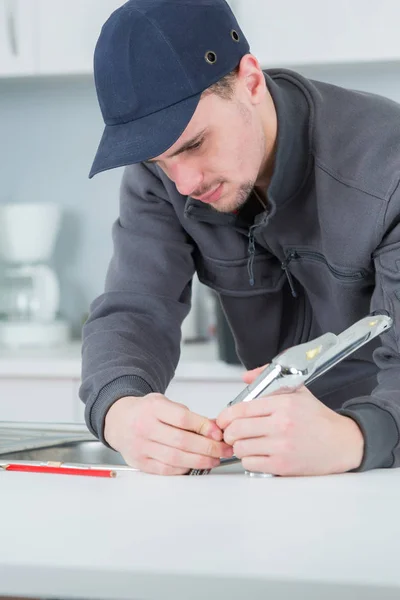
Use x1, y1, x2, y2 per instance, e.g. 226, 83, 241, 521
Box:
0, 339, 243, 380
1, 464, 400, 599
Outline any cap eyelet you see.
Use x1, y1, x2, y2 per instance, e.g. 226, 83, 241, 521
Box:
231, 29, 240, 42
205, 51, 217, 64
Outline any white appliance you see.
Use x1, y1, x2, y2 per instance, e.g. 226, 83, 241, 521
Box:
0, 202, 70, 348
181, 273, 215, 343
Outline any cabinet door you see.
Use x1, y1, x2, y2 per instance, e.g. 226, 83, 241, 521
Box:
36, 0, 124, 75
0, 0, 36, 76
73, 379, 244, 426
166, 380, 244, 417
235, 0, 400, 67
73, 379, 86, 424
0, 378, 76, 423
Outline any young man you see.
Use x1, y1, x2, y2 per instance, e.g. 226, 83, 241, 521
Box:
81, 0, 400, 476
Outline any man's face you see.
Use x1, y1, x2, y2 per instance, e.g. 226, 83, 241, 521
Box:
147, 77, 269, 213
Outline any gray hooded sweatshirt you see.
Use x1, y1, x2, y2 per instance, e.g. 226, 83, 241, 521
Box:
80, 69, 400, 471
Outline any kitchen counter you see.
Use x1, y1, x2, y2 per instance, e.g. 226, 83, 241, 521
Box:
0, 339, 244, 380
1, 465, 400, 599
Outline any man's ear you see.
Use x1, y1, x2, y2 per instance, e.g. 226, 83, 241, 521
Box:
237, 54, 265, 104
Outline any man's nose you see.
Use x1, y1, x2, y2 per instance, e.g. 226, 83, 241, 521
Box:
170, 162, 203, 197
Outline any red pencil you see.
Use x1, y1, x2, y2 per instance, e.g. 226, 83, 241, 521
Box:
1, 464, 116, 478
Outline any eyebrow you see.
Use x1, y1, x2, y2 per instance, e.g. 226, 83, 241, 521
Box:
147, 129, 208, 163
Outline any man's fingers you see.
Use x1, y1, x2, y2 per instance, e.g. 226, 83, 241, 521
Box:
223, 416, 272, 445
139, 457, 189, 476
232, 436, 284, 459
217, 396, 276, 430
243, 363, 271, 385
149, 421, 233, 458
242, 365, 266, 384
157, 400, 223, 440
144, 440, 221, 470
217, 388, 305, 430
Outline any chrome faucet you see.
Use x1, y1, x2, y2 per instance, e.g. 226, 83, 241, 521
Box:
188, 312, 393, 476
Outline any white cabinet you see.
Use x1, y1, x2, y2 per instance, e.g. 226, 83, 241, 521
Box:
0, 0, 124, 78
1, 0, 400, 79
0, 341, 244, 425
234, 0, 400, 67
73, 379, 244, 425
166, 380, 243, 418
36, 0, 124, 75
0, 0, 36, 76
0, 377, 243, 424
0, 377, 78, 422
0, 376, 245, 423
74, 379, 86, 423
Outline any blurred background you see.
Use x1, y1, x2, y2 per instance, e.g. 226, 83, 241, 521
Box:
0, 0, 399, 424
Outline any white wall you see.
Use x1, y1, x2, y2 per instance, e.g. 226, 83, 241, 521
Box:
1, 61, 399, 337
0, 74, 123, 336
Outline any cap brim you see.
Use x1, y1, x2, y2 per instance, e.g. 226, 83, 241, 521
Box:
89, 93, 202, 178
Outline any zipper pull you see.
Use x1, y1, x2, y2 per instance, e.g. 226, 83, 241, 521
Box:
281, 251, 298, 298
247, 228, 256, 286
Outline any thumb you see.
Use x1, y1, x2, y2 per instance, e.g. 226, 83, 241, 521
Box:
243, 364, 269, 384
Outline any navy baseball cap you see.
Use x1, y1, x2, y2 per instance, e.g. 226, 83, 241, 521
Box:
89, 0, 250, 178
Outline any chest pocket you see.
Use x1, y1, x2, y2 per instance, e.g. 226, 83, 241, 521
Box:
282, 247, 374, 305
196, 251, 285, 297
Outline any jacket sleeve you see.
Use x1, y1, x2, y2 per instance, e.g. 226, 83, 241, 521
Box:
80, 163, 195, 444
338, 181, 400, 471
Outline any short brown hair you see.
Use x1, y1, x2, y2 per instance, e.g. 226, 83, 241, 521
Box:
203, 64, 240, 100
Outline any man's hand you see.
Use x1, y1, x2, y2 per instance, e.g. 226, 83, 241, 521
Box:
216, 366, 364, 476
104, 394, 234, 476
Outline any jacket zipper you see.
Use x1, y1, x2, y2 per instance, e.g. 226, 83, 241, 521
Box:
247, 225, 258, 286
281, 249, 368, 298
281, 251, 298, 298
286, 249, 368, 280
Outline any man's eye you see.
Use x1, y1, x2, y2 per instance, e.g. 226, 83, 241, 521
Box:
188, 140, 203, 151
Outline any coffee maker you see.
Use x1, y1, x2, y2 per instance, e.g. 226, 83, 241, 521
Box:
0, 202, 70, 348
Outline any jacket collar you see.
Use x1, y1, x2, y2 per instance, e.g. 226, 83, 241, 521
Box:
265, 69, 313, 220
185, 69, 313, 226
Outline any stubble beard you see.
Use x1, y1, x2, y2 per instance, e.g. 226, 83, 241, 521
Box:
211, 181, 255, 214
